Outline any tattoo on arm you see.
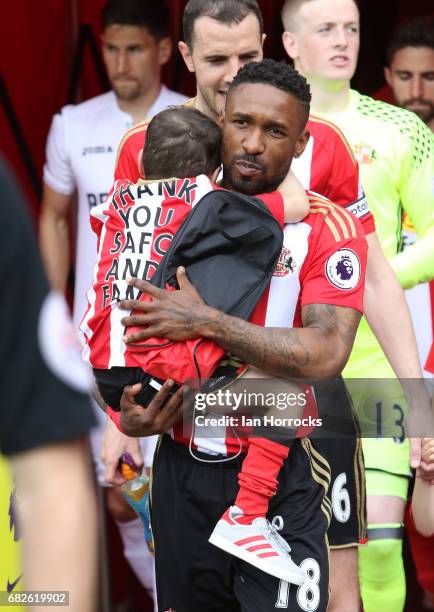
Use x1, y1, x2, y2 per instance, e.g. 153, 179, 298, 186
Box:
207, 304, 361, 378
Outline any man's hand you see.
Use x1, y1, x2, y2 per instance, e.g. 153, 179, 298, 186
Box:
406, 386, 434, 471
120, 267, 210, 344
120, 380, 187, 437
417, 437, 434, 484
101, 417, 144, 486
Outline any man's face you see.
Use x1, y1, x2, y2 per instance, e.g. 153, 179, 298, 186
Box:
221, 82, 309, 195
385, 46, 434, 124
283, 0, 360, 84
102, 25, 171, 101
179, 14, 264, 120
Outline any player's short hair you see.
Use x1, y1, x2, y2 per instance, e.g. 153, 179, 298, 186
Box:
228, 59, 311, 126
386, 16, 434, 66
183, 0, 264, 48
143, 107, 222, 179
101, 0, 170, 40
281, 0, 359, 31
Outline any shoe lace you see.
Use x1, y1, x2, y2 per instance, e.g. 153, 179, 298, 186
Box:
265, 521, 292, 556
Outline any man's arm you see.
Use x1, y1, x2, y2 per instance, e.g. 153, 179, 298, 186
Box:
364, 232, 423, 378
357, 232, 433, 465
39, 183, 73, 291
11, 439, 98, 611
389, 116, 434, 289
121, 268, 361, 380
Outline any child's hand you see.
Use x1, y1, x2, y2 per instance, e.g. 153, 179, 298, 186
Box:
421, 438, 434, 464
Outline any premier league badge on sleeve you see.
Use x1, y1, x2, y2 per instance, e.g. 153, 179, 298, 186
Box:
325, 249, 360, 290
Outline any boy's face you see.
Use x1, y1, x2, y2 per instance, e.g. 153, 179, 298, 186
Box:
221, 82, 309, 195
178, 13, 265, 121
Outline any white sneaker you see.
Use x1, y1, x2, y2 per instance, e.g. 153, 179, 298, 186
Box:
209, 506, 305, 585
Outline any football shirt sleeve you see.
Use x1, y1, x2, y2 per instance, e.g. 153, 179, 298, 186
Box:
390, 115, 434, 288
300, 204, 368, 313
43, 109, 76, 195
326, 137, 376, 236
114, 125, 148, 182
254, 192, 285, 228
308, 118, 375, 235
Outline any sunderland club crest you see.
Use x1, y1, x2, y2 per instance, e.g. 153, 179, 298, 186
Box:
274, 247, 296, 277
354, 142, 376, 165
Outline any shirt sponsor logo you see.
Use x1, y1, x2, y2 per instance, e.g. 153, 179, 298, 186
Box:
82, 145, 114, 156
346, 195, 369, 219
274, 246, 296, 277
325, 249, 360, 290
354, 142, 377, 165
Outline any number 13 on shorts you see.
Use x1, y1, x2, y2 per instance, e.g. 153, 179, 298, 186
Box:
276, 559, 321, 610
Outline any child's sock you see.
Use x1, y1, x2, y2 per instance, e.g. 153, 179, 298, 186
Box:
234, 435, 293, 524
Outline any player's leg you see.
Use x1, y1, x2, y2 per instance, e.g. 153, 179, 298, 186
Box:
150, 434, 242, 612
343, 376, 411, 612
312, 378, 366, 612
234, 438, 331, 612
329, 549, 360, 612
359, 469, 408, 612
325, 436, 365, 612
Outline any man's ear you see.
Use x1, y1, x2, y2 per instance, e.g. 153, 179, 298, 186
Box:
294, 129, 310, 158
178, 41, 195, 73
384, 66, 392, 87
261, 33, 267, 48
282, 30, 298, 61
158, 37, 172, 66
138, 149, 144, 178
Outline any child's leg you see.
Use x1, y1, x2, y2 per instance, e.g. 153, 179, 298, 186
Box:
234, 371, 308, 522
235, 435, 293, 522
208, 374, 313, 584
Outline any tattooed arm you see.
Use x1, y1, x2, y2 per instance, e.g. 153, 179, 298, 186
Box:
120, 267, 361, 379
186, 301, 359, 378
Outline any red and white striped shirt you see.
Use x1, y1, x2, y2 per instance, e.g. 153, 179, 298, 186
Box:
81, 175, 284, 376
173, 194, 368, 456
81, 175, 216, 367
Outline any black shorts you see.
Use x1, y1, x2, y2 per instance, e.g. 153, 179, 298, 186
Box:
151, 434, 331, 612
93, 367, 167, 410
311, 377, 367, 548
94, 358, 246, 411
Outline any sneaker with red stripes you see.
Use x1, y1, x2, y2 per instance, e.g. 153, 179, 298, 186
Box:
208, 506, 305, 585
